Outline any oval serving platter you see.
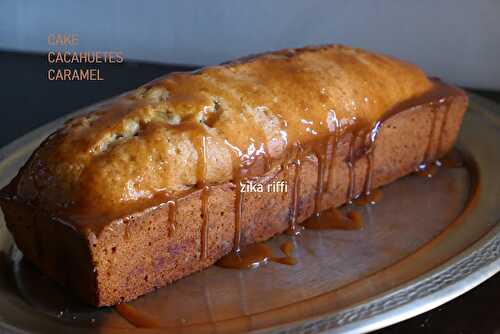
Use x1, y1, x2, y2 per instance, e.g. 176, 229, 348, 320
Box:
0, 93, 498, 334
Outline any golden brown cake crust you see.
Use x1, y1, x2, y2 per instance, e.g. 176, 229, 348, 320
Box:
0, 44, 468, 307
12, 45, 433, 222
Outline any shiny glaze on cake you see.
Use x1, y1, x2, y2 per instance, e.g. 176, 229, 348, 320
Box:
11, 45, 433, 227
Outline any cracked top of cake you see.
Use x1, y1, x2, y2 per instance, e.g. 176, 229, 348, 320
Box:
11, 45, 433, 217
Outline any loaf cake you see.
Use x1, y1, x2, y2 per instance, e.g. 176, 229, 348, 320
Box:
0, 45, 467, 306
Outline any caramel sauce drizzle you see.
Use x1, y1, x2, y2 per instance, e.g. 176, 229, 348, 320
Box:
217, 243, 271, 269
415, 163, 439, 178
167, 200, 177, 237
302, 85, 458, 229
416, 103, 440, 178
287, 143, 304, 236
312, 140, 328, 215
195, 135, 210, 259
217, 241, 297, 269
416, 99, 453, 178
231, 153, 244, 253
324, 133, 338, 195
273, 240, 298, 265
303, 208, 363, 230
353, 121, 381, 204
352, 189, 382, 206
304, 123, 376, 230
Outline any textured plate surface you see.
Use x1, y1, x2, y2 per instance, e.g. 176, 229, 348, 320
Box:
0, 93, 498, 334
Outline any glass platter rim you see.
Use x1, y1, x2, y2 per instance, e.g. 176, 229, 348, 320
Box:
0, 92, 498, 334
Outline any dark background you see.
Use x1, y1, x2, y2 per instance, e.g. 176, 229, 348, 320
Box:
0, 51, 499, 334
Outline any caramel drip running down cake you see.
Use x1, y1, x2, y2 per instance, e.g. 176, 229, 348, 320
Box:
0, 45, 468, 306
